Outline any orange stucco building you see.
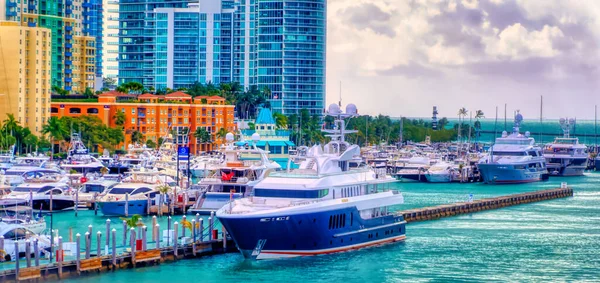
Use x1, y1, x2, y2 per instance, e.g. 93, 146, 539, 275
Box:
50, 91, 236, 153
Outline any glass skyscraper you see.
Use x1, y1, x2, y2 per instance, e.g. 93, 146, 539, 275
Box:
119, 0, 325, 115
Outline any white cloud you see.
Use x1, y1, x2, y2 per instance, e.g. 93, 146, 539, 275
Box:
461, 0, 479, 9
484, 24, 564, 59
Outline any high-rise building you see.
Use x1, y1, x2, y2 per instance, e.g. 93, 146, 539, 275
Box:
101, 0, 119, 87
3, 0, 102, 93
0, 22, 52, 134
119, 0, 325, 116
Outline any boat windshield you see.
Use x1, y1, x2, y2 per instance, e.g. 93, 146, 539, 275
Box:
131, 188, 152, 195
108, 188, 135, 195
3, 228, 31, 240
490, 151, 527, 156
12, 186, 42, 192
82, 184, 108, 193
254, 188, 329, 199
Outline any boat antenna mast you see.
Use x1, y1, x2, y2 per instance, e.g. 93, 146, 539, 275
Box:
559, 118, 575, 138
322, 103, 358, 144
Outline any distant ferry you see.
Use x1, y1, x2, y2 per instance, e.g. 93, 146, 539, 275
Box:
543, 118, 587, 176
217, 103, 406, 260
478, 112, 548, 184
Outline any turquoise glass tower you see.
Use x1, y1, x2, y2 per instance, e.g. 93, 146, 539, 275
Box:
119, 0, 325, 116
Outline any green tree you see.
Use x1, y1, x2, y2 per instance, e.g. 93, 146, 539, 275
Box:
216, 128, 228, 143
51, 85, 69, 96
145, 139, 157, 149
194, 127, 211, 143
42, 116, 68, 157
83, 87, 94, 98
273, 112, 288, 129
131, 130, 144, 144
22, 134, 38, 154
113, 110, 126, 128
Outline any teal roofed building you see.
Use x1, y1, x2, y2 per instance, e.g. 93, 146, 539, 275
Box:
240, 108, 296, 168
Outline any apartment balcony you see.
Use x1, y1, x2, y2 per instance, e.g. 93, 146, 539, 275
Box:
65, 34, 72, 40
65, 43, 72, 49
28, 4, 36, 10
65, 77, 72, 83
27, 22, 36, 27
82, 3, 92, 8
65, 60, 72, 65
65, 0, 72, 6
7, 2, 17, 8
65, 52, 72, 57
65, 86, 72, 91
6, 11, 17, 17
65, 9, 72, 15
65, 68, 72, 74
65, 25, 72, 31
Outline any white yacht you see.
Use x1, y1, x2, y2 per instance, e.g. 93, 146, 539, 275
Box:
3, 155, 52, 186
217, 103, 406, 260
60, 133, 105, 174
189, 133, 281, 214
478, 112, 548, 184
543, 118, 588, 176
0, 223, 51, 261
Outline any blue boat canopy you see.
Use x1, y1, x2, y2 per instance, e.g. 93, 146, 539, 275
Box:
235, 141, 248, 146
267, 141, 287, 147
284, 141, 295, 146
255, 141, 267, 147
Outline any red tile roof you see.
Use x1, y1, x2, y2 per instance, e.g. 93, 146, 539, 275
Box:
165, 91, 191, 98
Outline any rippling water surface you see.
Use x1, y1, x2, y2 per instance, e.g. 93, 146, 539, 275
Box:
63, 174, 600, 282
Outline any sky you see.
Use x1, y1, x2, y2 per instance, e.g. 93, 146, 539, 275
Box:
325, 0, 600, 120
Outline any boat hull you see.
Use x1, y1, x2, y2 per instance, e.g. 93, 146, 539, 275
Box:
97, 200, 149, 216
31, 198, 76, 211
425, 173, 452, 183
478, 164, 545, 184
218, 207, 406, 260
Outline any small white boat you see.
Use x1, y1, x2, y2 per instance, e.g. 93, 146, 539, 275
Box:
0, 206, 46, 234
0, 223, 51, 261
425, 162, 454, 183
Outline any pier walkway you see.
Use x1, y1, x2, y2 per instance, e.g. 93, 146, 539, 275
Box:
397, 187, 573, 223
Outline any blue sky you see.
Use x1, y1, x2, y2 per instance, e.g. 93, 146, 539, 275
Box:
326, 0, 600, 119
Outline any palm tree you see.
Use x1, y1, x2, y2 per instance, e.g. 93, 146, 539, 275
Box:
216, 128, 228, 143
156, 185, 171, 216
194, 127, 211, 144
120, 214, 144, 229
42, 117, 68, 158
474, 110, 485, 140
457, 107, 468, 141
273, 113, 288, 129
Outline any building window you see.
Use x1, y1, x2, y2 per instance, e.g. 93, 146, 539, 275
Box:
87, 108, 99, 114
69, 108, 81, 114
131, 118, 136, 124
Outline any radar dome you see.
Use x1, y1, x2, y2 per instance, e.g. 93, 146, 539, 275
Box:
515, 113, 523, 122
346, 103, 358, 115
525, 131, 530, 137
328, 103, 341, 114
251, 132, 260, 142
502, 131, 508, 137
569, 118, 575, 125
225, 132, 235, 142
559, 118, 566, 125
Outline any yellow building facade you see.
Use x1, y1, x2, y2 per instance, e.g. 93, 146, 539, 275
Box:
0, 22, 51, 134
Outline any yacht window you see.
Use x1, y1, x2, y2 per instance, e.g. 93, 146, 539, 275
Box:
132, 188, 152, 195
49, 189, 62, 195
82, 184, 105, 193
109, 188, 135, 195
38, 186, 54, 193
254, 189, 328, 199
528, 151, 537, 156
492, 151, 527, 156
13, 186, 40, 192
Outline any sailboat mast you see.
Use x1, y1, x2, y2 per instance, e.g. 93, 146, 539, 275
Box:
595, 105, 598, 153
494, 106, 498, 142
540, 96, 543, 143
504, 103, 507, 131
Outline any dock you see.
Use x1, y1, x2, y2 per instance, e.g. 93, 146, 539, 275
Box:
398, 187, 573, 223
0, 213, 237, 282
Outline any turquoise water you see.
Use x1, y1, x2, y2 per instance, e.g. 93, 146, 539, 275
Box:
54, 174, 600, 282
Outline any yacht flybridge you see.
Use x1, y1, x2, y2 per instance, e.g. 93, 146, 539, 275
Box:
217, 103, 405, 260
